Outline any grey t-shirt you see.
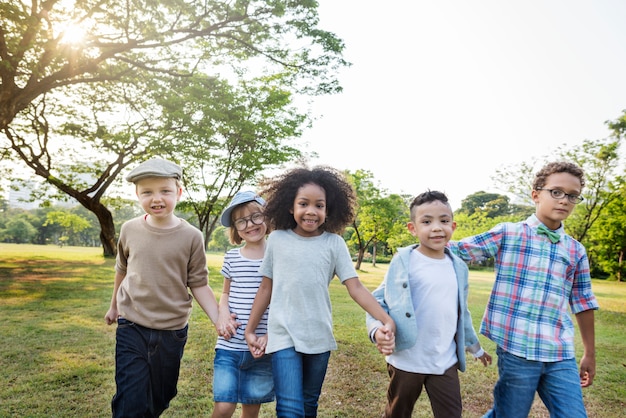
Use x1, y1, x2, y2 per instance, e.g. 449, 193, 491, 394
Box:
259, 229, 358, 354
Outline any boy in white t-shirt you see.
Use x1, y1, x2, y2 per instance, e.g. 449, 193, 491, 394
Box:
367, 190, 491, 418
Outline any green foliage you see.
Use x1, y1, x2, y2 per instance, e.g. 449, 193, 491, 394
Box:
457, 191, 534, 219
346, 170, 410, 267
2, 216, 37, 243
207, 226, 234, 253
157, 73, 308, 243
586, 182, 626, 281
1, 0, 347, 256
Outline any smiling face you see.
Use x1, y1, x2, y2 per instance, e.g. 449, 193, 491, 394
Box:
231, 202, 267, 244
135, 177, 182, 223
290, 182, 327, 237
532, 172, 582, 230
408, 200, 456, 259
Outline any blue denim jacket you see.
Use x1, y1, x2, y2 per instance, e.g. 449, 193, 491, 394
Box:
366, 245, 482, 372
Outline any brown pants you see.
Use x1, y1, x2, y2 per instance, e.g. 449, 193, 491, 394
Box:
383, 363, 462, 418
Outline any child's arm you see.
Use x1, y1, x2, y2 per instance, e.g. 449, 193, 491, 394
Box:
245, 277, 272, 358
447, 226, 503, 262
104, 271, 126, 325
215, 279, 239, 340
344, 277, 396, 355
576, 309, 596, 387
190, 285, 220, 325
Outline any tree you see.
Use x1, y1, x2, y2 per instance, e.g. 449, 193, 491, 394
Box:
1, 0, 347, 256
586, 182, 626, 281
3, 216, 37, 243
458, 191, 511, 217
208, 226, 232, 253
160, 73, 306, 245
43, 210, 91, 246
347, 170, 408, 269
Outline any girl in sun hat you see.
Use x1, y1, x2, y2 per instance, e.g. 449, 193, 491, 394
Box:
212, 190, 274, 418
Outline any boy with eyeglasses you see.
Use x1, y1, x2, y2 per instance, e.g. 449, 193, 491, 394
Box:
449, 161, 598, 418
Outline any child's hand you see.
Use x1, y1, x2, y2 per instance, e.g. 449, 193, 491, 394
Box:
579, 354, 595, 387
104, 308, 118, 325
245, 332, 267, 358
216, 312, 239, 340
476, 351, 492, 366
375, 325, 395, 355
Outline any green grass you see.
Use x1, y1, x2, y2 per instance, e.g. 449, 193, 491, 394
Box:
1, 243, 625, 417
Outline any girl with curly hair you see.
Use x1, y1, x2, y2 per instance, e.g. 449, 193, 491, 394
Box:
244, 166, 396, 418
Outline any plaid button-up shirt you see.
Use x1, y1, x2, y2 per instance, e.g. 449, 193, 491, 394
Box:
451, 214, 598, 362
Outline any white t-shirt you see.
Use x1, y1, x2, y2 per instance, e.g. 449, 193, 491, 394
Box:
259, 229, 358, 354
387, 250, 459, 374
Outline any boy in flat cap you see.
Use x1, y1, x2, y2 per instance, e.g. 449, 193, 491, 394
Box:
105, 158, 229, 417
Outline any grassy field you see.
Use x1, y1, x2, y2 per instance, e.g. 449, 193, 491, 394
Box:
0, 243, 625, 417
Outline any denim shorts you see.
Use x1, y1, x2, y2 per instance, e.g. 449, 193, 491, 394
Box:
213, 349, 274, 404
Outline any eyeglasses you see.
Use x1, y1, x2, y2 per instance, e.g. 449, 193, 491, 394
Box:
536, 188, 584, 204
233, 212, 265, 231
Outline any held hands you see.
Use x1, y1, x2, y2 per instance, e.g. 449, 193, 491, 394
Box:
374, 324, 396, 355
245, 332, 267, 359
216, 312, 240, 340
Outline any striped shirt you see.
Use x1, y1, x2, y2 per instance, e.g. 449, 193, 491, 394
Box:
451, 214, 598, 362
215, 248, 269, 351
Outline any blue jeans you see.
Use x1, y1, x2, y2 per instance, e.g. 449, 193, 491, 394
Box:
271, 347, 331, 418
483, 346, 587, 418
111, 318, 188, 418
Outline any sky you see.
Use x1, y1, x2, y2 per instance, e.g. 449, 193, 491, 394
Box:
300, 0, 626, 209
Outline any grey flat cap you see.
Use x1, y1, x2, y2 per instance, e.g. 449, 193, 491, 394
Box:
220, 191, 266, 227
126, 158, 182, 183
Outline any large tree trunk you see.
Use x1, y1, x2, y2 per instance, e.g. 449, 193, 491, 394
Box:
93, 204, 117, 258
355, 247, 365, 270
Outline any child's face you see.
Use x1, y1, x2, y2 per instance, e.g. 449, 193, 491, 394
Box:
135, 177, 182, 220
531, 172, 582, 230
290, 182, 326, 237
232, 203, 267, 244
408, 200, 456, 259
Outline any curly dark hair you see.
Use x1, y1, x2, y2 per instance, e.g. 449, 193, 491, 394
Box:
258, 165, 357, 234
533, 161, 585, 190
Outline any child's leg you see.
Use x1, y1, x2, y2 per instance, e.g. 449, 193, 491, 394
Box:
240, 403, 262, 418
270, 348, 330, 418
536, 358, 588, 418
212, 349, 243, 418
485, 346, 541, 418
150, 325, 188, 415
111, 318, 152, 417
271, 347, 305, 417
423, 365, 462, 418
383, 364, 425, 418
301, 351, 330, 417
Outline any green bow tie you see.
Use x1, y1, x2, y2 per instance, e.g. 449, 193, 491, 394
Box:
537, 224, 561, 243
